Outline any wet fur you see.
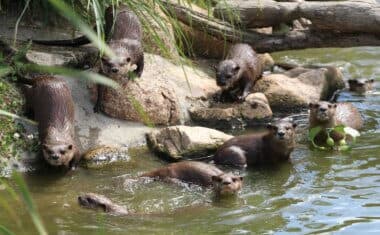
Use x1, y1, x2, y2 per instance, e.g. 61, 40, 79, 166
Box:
214, 120, 297, 167
216, 43, 263, 102
23, 75, 80, 168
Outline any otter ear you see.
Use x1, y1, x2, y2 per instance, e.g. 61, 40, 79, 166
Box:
266, 123, 274, 129
234, 65, 240, 72
309, 102, 316, 108
333, 104, 337, 108
67, 144, 73, 150
292, 123, 297, 128
212, 175, 222, 182
368, 79, 375, 83
348, 79, 357, 84
212, 65, 217, 72
239, 176, 243, 181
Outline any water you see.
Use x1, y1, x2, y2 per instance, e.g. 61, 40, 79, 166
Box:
1, 47, 379, 234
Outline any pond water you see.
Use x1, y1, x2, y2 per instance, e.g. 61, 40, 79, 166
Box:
0, 47, 379, 234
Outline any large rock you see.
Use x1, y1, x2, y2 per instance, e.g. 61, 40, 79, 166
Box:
96, 54, 219, 125
146, 125, 233, 160
253, 66, 345, 112
189, 93, 272, 130
82, 145, 130, 168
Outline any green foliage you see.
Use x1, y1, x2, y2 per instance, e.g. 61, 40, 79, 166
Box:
308, 125, 361, 151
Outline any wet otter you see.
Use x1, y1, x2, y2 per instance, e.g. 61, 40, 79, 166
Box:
216, 43, 263, 102
23, 75, 80, 168
214, 120, 297, 168
309, 101, 363, 144
141, 161, 243, 196
78, 193, 129, 215
348, 78, 374, 94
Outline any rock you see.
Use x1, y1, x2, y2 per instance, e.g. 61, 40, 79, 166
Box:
189, 93, 272, 130
82, 145, 130, 168
146, 125, 233, 160
96, 54, 219, 125
253, 66, 345, 112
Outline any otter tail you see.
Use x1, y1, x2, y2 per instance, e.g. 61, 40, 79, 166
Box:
32, 35, 90, 47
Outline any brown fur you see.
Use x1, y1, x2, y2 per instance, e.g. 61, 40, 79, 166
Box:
309, 101, 363, 144
78, 193, 129, 215
24, 75, 80, 168
214, 120, 297, 168
141, 161, 243, 196
348, 78, 374, 94
216, 43, 263, 102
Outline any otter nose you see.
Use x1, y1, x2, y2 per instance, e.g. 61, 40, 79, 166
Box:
222, 181, 231, 185
111, 67, 119, 73
278, 132, 285, 137
51, 154, 59, 160
319, 107, 327, 112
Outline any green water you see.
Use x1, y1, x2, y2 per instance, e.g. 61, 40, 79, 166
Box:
1, 47, 380, 234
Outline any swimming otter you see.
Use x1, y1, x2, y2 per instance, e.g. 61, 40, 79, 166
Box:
348, 78, 374, 94
309, 101, 363, 144
23, 75, 80, 168
214, 120, 297, 168
141, 161, 243, 196
216, 43, 263, 102
78, 193, 129, 215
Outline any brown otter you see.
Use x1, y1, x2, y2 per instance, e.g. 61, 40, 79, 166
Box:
216, 43, 263, 102
78, 193, 129, 215
309, 101, 363, 144
141, 161, 243, 196
348, 78, 374, 94
213, 120, 297, 168
23, 75, 80, 168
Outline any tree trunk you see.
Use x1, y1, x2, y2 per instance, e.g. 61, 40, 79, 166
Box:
162, 1, 380, 53
214, 0, 380, 34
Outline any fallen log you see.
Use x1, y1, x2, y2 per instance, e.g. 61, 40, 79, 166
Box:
214, 0, 380, 34
162, 2, 380, 53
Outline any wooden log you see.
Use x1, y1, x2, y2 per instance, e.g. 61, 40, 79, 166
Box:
162, 2, 380, 53
214, 0, 380, 34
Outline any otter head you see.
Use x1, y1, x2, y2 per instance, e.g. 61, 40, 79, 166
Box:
348, 78, 374, 93
42, 143, 75, 167
309, 101, 337, 126
267, 120, 297, 145
215, 60, 241, 89
101, 39, 143, 78
212, 173, 243, 196
78, 193, 114, 212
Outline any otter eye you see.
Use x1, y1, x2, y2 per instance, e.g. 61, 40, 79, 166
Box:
48, 150, 54, 155
286, 127, 290, 130
328, 104, 332, 108
60, 150, 66, 155
232, 178, 237, 182
68, 145, 73, 150
126, 57, 131, 63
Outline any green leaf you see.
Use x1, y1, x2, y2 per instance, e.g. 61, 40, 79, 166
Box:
0, 225, 14, 235
333, 125, 346, 135
308, 126, 322, 141
0, 110, 37, 126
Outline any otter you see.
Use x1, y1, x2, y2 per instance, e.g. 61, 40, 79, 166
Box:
23, 75, 80, 168
216, 43, 263, 102
214, 120, 297, 168
348, 78, 374, 94
309, 101, 363, 144
78, 193, 129, 215
141, 161, 243, 196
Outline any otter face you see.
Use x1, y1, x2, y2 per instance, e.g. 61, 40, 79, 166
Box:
216, 60, 240, 89
78, 193, 112, 212
101, 39, 142, 78
348, 78, 374, 93
212, 173, 243, 196
42, 143, 75, 167
309, 101, 337, 123
267, 121, 297, 143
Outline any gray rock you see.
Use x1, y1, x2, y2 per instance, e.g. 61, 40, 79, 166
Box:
189, 93, 272, 130
146, 125, 233, 160
253, 66, 345, 112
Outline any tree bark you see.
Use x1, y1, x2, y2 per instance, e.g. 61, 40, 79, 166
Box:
214, 0, 380, 34
162, 2, 380, 53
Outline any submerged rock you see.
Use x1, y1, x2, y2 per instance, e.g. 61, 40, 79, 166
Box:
254, 66, 345, 112
82, 145, 130, 168
189, 93, 272, 130
146, 125, 233, 160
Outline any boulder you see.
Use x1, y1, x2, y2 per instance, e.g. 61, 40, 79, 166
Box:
146, 125, 233, 160
96, 54, 219, 125
189, 93, 272, 130
253, 66, 345, 112
82, 145, 130, 168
